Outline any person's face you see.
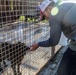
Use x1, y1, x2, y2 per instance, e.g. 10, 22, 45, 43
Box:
40, 10, 45, 20
40, 11, 49, 20
40, 6, 53, 20
43, 6, 53, 20
43, 10, 49, 20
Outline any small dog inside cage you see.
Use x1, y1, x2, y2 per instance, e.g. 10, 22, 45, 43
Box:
0, 42, 30, 75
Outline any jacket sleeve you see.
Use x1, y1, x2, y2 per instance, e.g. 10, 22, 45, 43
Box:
38, 16, 62, 47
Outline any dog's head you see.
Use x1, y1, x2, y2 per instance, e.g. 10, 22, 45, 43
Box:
0, 42, 12, 50
16, 42, 30, 52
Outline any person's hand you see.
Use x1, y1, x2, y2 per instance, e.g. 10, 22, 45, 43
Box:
30, 43, 39, 51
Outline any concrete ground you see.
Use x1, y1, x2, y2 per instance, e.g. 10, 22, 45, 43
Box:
37, 46, 68, 75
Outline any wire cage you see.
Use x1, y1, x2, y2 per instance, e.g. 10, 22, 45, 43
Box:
0, 0, 54, 75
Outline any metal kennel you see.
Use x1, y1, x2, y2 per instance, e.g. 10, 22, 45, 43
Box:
0, 0, 59, 75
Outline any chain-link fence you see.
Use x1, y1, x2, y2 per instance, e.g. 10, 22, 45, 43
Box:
0, 0, 60, 75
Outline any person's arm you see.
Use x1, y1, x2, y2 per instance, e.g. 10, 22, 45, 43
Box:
30, 16, 62, 51
38, 17, 62, 47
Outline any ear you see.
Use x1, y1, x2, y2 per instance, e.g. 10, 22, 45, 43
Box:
1, 42, 9, 47
47, 7, 51, 13
17, 42, 22, 46
17, 42, 21, 44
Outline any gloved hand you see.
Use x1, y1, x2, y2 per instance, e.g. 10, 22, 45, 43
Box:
30, 43, 39, 51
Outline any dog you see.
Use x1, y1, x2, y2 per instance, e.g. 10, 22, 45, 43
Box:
0, 42, 30, 75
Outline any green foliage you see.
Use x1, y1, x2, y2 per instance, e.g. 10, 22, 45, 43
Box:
19, 16, 25, 21
11, 0, 14, 10
41, 19, 48, 23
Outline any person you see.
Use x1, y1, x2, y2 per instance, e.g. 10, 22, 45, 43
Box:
30, 0, 76, 75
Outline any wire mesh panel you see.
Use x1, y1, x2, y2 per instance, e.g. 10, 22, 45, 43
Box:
0, 0, 56, 75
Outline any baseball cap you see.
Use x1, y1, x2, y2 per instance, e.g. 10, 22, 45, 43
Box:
40, 0, 58, 12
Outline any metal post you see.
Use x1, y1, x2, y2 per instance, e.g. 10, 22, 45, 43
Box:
51, 46, 55, 58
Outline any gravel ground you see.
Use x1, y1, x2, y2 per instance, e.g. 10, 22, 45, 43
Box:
37, 46, 68, 75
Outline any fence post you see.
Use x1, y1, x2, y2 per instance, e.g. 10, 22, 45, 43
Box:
51, 46, 55, 58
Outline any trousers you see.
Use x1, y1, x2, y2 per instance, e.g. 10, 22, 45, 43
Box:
56, 47, 76, 75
